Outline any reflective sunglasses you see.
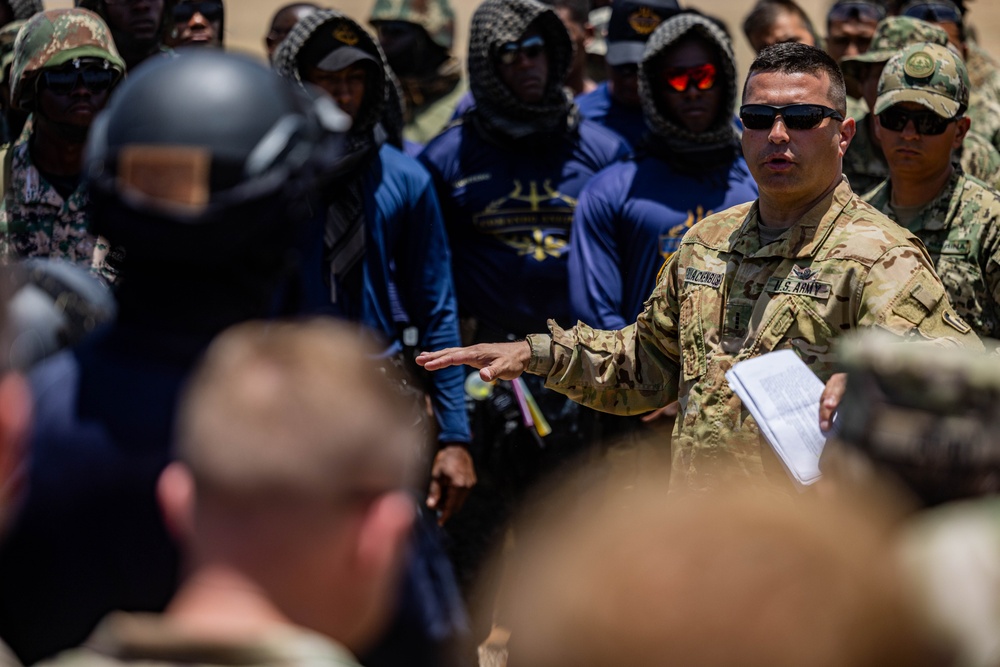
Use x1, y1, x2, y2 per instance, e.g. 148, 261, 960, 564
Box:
662, 63, 717, 92
39, 67, 116, 95
173, 1, 224, 23
901, 2, 962, 24
877, 106, 957, 135
827, 0, 886, 23
497, 35, 546, 66
739, 103, 845, 130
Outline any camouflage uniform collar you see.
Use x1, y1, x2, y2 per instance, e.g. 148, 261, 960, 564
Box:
732, 178, 855, 259
868, 166, 965, 232
12, 115, 86, 210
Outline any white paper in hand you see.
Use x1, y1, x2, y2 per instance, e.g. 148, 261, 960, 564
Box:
725, 350, 826, 487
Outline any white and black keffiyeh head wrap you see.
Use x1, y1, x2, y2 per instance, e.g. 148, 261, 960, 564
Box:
639, 12, 741, 168
467, 0, 578, 141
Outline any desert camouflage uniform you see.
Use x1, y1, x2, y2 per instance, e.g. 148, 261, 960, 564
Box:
866, 170, 1000, 339
524, 179, 981, 488
36, 612, 364, 667
0, 118, 97, 266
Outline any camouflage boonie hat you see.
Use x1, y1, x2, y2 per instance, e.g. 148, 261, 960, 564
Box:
369, 0, 455, 51
0, 20, 26, 83
875, 42, 969, 117
831, 331, 1000, 504
840, 16, 949, 89
10, 8, 125, 110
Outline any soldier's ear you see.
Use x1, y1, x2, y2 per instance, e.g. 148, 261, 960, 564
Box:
839, 116, 856, 155
953, 116, 971, 149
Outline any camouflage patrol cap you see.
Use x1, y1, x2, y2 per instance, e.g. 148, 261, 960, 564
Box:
830, 331, 1000, 506
0, 20, 26, 84
875, 41, 969, 117
11, 8, 125, 110
840, 16, 949, 89
369, 0, 456, 51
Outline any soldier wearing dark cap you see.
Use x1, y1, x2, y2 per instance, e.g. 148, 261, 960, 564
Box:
0, 9, 124, 272
576, 0, 679, 149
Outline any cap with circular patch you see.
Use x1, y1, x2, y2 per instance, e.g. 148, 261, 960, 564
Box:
874, 41, 969, 118
605, 0, 679, 67
839, 16, 949, 90
297, 19, 380, 72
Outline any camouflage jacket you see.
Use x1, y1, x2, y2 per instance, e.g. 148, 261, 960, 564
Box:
845, 113, 1000, 195
865, 169, 1000, 339
966, 90, 1000, 154
526, 179, 982, 487
0, 117, 98, 268
966, 39, 1000, 108
37, 612, 365, 667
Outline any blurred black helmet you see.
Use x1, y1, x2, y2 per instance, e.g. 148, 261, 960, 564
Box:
84, 49, 349, 269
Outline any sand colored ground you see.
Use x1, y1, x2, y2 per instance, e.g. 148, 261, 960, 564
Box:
46, 0, 1000, 83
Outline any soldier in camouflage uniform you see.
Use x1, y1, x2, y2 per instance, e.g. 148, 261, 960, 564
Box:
417, 43, 981, 489
0, 9, 124, 271
899, 0, 1000, 107
864, 43, 1000, 339
841, 16, 1000, 194
369, 0, 465, 145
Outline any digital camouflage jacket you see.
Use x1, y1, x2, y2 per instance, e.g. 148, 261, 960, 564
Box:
866, 168, 1000, 339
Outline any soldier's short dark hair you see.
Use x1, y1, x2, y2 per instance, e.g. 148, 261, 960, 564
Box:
745, 41, 847, 113
742, 0, 817, 48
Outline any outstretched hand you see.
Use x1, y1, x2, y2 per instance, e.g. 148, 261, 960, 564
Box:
415, 341, 532, 382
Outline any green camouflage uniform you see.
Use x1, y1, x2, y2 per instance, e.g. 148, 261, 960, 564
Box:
840, 17, 1000, 192
866, 170, 1000, 338
0, 117, 98, 265
369, 0, 465, 144
0, 9, 124, 269
865, 43, 1000, 339
965, 38, 1000, 107
36, 612, 365, 667
524, 179, 981, 488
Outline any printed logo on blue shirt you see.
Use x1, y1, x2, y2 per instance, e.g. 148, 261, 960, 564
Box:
473, 179, 577, 261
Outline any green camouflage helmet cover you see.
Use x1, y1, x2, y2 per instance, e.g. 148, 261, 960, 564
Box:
875, 41, 969, 117
840, 16, 949, 89
369, 0, 455, 51
11, 8, 125, 111
0, 20, 27, 84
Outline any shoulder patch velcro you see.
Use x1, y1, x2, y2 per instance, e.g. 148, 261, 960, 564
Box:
943, 309, 972, 334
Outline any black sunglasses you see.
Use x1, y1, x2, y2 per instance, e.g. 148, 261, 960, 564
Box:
827, 1, 886, 23
901, 2, 962, 24
877, 106, 957, 135
39, 67, 116, 95
173, 1, 224, 23
497, 35, 546, 66
739, 104, 845, 131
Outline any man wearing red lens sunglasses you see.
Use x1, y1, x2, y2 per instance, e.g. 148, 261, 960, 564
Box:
569, 10, 758, 439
